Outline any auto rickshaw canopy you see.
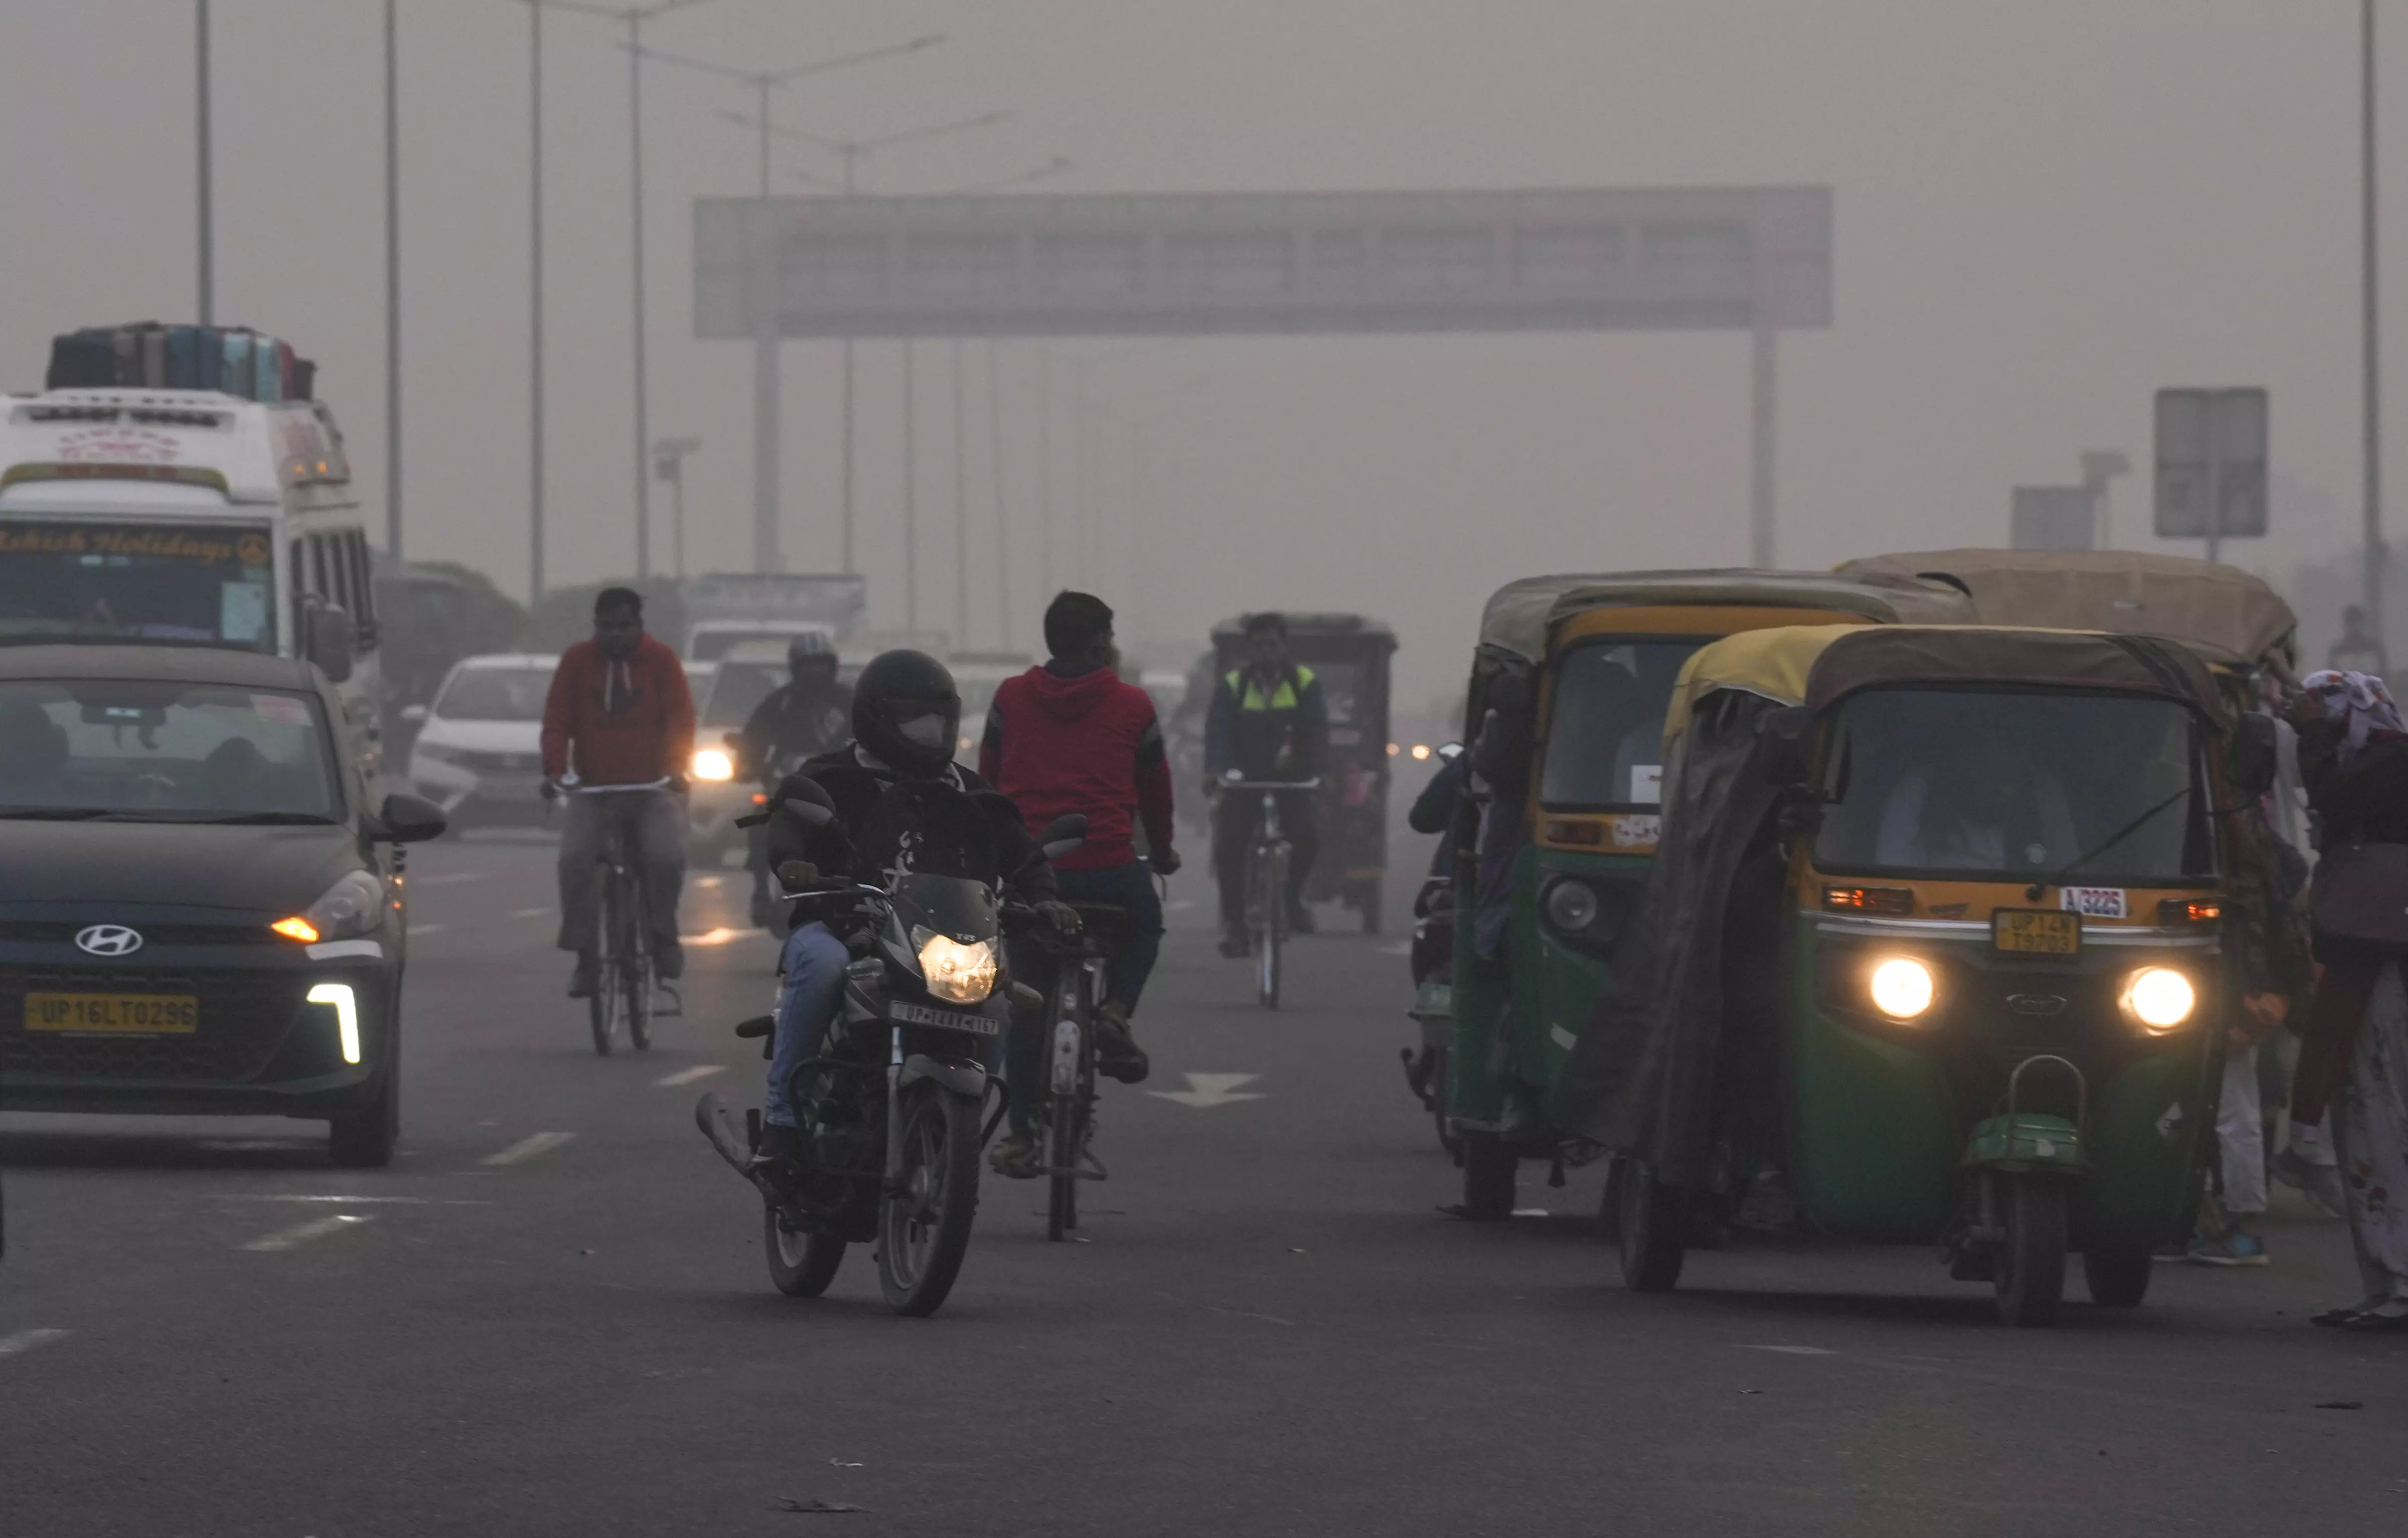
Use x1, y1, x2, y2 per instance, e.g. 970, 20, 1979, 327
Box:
1831, 549, 2296, 669
1473, 569, 1970, 670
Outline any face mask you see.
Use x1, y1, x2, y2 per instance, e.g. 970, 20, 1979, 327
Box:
896, 713, 951, 751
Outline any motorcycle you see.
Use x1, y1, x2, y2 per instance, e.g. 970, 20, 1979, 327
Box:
1401, 874, 1459, 1160
695, 774, 1085, 1317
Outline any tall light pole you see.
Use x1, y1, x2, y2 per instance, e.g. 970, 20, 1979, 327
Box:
641, 35, 943, 576
653, 436, 702, 577
384, 0, 401, 557
2364, 0, 2387, 655
985, 339, 1014, 650
195, 1, 213, 325
525, 1, 546, 600
542, 1, 712, 582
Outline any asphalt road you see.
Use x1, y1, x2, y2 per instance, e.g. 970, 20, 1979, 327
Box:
3, 833, 2404, 1537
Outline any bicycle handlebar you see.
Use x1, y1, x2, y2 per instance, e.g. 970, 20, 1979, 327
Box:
561, 777, 676, 795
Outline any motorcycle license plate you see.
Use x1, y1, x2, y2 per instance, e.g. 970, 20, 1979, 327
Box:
889, 1000, 999, 1035
25, 992, 199, 1034
1993, 909, 2081, 956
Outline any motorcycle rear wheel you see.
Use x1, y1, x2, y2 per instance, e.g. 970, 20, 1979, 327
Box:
877, 1085, 983, 1316
764, 1202, 846, 1297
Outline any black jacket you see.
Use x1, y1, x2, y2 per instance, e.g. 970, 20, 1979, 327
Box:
782, 743, 1058, 902
740, 681, 854, 776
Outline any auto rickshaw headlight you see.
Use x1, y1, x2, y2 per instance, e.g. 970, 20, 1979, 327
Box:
1544, 879, 1599, 933
1869, 957, 1935, 1021
916, 933, 998, 1005
2122, 967, 2196, 1032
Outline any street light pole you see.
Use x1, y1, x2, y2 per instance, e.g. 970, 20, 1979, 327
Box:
195, 1, 213, 325
528, 1, 545, 599
384, 0, 402, 558
2365, 0, 2387, 654
986, 339, 1013, 649
902, 340, 917, 631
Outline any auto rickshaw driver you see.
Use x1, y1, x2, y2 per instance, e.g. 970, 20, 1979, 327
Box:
1874, 713, 2080, 873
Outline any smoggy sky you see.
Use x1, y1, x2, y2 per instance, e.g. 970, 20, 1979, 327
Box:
2, 2, 2396, 702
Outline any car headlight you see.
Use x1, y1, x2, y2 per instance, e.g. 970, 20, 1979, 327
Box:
2122, 967, 2196, 1033
692, 747, 735, 782
1869, 956, 1935, 1021
915, 932, 998, 1005
274, 870, 386, 944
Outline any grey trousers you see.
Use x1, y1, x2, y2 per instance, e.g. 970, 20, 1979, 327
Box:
556, 788, 687, 954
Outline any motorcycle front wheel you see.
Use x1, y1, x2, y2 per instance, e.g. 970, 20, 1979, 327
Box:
764, 1201, 846, 1297
877, 1085, 983, 1316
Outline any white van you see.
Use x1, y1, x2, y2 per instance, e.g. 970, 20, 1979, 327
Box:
0, 387, 383, 773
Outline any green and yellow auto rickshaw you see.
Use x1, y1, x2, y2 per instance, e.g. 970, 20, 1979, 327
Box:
1442, 571, 1970, 1218
1564, 623, 2266, 1325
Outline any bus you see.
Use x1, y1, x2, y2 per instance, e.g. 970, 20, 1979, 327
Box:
0, 386, 384, 775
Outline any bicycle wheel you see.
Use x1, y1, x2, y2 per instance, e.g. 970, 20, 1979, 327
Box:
1045, 971, 1089, 1243
623, 870, 653, 1052
876, 1083, 983, 1316
587, 863, 619, 1056
1256, 846, 1286, 1010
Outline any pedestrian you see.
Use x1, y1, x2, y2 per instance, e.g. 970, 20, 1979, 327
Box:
2275, 667, 2408, 1329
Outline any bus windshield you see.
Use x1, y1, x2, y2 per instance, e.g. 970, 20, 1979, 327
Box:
0, 520, 277, 653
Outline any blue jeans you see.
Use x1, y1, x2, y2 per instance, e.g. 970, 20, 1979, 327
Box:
767, 920, 1009, 1129
1002, 860, 1163, 1138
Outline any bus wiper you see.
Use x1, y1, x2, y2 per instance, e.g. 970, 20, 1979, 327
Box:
2023, 787, 2192, 901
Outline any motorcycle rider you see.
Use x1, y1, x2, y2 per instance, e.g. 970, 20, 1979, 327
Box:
1206, 611, 1329, 956
751, 650, 1078, 1174
737, 633, 854, 923
541, 587, 695, 997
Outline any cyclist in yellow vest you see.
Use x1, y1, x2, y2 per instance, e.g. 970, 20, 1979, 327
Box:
1205, 612, 1330, 956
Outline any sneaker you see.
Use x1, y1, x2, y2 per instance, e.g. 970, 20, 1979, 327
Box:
655, 941, 686, 981
2187, 1231, 2270, 1267
2273, 1145, 2349, 1218
988, 1131, 1040, 1180
751, 1121, 801, 1171
1093, 1002, 1150, 1085
1218, 929, 1250, 959
1286, 902, 1318, 935
566, 954, 598, 998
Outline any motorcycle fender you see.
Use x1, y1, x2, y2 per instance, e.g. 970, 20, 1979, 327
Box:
898, 1053, 987, 1100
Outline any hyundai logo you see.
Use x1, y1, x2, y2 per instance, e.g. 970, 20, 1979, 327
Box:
74, 924, 144, 958
2007, 993, 2067, 1017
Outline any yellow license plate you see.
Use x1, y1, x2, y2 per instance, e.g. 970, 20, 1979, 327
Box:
1993, 910, 2081, 956
25, 992, 199, 1034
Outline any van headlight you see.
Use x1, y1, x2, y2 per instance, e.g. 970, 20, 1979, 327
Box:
274, 870, 385, 944
691, 747, 735, 782
2122, 967, 2196, 1033
915, 933, 998, 1005
1869, 956, 1935, 1021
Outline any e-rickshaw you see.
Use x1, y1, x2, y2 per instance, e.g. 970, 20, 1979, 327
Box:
1208, 613, 1399, 932
1565, 623, 2268, 1325
1441, 572, 1970, 1218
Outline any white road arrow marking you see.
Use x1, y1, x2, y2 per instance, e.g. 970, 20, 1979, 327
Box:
483, 1131, 576, 1167
1149, 1072, 1265, 1109
0, 1328, 68, 1359
654, 1064, 725, 1087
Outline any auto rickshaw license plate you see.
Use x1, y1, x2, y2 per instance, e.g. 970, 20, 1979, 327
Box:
1993, 910, 2081, 956
25, 992, 199, 1034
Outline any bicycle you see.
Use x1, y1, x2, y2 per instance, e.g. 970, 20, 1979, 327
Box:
1222, 778, 1319, 1009
562, 778, 679, 1056
1023, 900, 1127, 1241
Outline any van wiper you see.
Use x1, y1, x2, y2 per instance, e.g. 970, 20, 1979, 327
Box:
2023, 787, 2192, 901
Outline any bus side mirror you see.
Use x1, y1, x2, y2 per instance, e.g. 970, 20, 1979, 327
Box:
307, 604, 356, 685
1756, 706, 1816, 789
2227, 712, 2279, 799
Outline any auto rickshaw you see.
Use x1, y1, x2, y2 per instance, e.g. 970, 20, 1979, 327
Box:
1442, 571, 1970, 1218
1208, 612, 1398, 932
1560, 623, 2271, 1325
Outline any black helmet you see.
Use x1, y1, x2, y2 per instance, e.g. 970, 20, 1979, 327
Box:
852, 649, 960, 776
787, 632, 835, 675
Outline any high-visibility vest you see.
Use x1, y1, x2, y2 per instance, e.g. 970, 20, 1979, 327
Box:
1225, 665, 1315, 712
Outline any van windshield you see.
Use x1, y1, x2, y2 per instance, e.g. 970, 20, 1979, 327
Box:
1811, 689, 2213, 884
0, 520, 277, 653
434, 666, 552, 722
0, 679, 339, 822
1538, 640, 1708, 810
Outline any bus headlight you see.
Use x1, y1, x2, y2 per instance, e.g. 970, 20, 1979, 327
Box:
2122, 967, 2196, 1033
691, 747, 735, 782
1869, 957, 1935, 1021
917, 935, 998, 1005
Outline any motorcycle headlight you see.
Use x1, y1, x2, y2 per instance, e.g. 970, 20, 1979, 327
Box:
2122, 967, 2196, 1033
691, 747, 735, 782
915, 931, 998, 1005
275, 870, 386, 944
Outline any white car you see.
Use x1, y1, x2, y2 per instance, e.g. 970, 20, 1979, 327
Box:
404, 654, 558, 827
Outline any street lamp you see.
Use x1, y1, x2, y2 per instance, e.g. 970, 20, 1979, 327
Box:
2363, 0, 2386, 655
195, 1, 213, 325
653, 436, 703, 578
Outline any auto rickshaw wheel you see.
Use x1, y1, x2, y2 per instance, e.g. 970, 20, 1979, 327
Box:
2081, 1244, 2155, 1309
1460, 1132, 1516, 1220
1993, 1176, 2069, 1327
1618, 1161, 1688, 1293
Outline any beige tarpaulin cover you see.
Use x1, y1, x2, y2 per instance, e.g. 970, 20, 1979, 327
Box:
1831, 549, 2296, 666
1473, 568, 1971, 667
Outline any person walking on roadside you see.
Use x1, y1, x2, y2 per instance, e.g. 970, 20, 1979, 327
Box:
980, 592, 1175, 1176
541, 587, 695, 998
2275, 667, 2408, 1329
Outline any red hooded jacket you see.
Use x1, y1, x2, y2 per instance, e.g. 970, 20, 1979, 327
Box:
540, 633, 696, 786
980, 664, 1176, 871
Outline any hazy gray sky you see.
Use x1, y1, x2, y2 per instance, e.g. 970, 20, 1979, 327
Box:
2, 2, 2396, 701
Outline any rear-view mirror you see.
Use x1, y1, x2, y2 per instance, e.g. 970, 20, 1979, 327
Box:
376, 791, 447, 843
306, 604, 356, 685
2227, 712, 2279, 800
1756, 706, 1817, 789
1038, 812, 1089, 860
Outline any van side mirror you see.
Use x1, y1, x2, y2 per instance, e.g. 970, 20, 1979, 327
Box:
1756, 706, 1817, 789
307, 604, 356, 684
375, 791, 448, 843
2227, 712, 2279, 799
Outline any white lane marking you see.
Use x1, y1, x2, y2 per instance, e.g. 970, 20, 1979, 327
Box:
1149, 1072, 1265, 1109
655, 1064, 725, 1087
0, 1328, 69, 1359
209, 1193, 490, 1205
1377, 942, 1413, 956
242, 1213, 376, 1252
510, 906, 550, 919
483, 1131, 576, 1167
414, 872, 488, 887
1739, 1345, 1837, 1356
681, 926, 759, 947
407, 923, 448, 937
